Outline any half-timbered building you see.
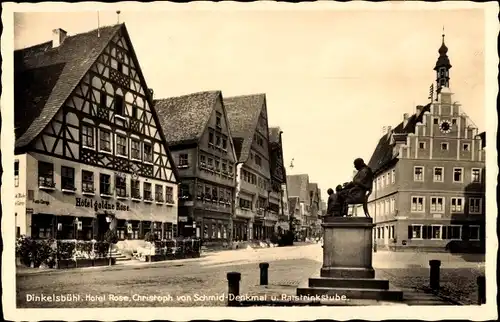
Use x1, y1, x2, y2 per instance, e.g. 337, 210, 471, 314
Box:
225, 94, 275, 241
269, 127, 289, 233
154, 91, 237, 245
14, 24, 180, 242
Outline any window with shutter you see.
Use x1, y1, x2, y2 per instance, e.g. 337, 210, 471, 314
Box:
407, 225, 413, 239
422, 225, 428, 239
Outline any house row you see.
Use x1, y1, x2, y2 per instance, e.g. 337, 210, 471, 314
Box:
13, 23, 290, 245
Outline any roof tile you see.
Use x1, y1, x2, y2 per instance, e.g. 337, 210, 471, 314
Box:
224, 94, 266, 162
14, 24, 122, 148
154, 91, 220, 146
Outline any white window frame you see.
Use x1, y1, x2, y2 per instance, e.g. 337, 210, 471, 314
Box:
468, 197, 482, 214
390, 198, 395, 213
441, 142, 449, 151
115, 133, 128, 157
453, 167, 464, 183
385, 173, 389, 186
411, 196, 425, 213
384, 199, 390, 215
463, 143, 470, 152
469, 225, 480, 241
413, 166, 424, 182
82, 124, 95, 150
99, 128, 112, 154
419, 141, 426, 149
471, 168, 482, 183
431, 225, 443, 240
450, 197, 464, 213
448, 225, 462, 241
143, 140, 154, 164
391, 169, 396, 184
430, 196, 445, 213
130, 139, 142, 161
433, 167, 444, 182
411, 224, 423, 240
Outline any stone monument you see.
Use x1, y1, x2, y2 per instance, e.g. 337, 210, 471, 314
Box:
296, 216, 403, 302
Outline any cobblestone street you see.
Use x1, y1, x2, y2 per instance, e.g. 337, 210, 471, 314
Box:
16, 244, 485, 307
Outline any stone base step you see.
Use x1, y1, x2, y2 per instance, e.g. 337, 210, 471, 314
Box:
309, 277, 389, 290
297, 286, 404, 302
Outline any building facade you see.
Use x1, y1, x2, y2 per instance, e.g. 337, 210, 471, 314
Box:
287, 174, 313, 237
225, 94, 275, 241
269, 127, 289, 234
14, 24, 180, 241
367, 35, 485, 252
154, 91, 237, 245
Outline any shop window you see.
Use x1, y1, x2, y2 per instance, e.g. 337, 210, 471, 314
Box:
142, 221, 152, 238
165, 222, 173, 240
204, 224, 209, 239
116, 220, 127, 240
212, 223, 216, 238
173, 224, 178, 238
129, 221, 140, 239
153, 222, 162, 240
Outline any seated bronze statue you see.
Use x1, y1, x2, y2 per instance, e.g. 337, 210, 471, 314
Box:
333, 158, 373, 217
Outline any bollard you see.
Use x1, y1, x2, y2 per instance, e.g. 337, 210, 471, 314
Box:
477, 275, 486, 305
227, 272, 241, 307
429, 260, 441, 290
259, 262, 269, 286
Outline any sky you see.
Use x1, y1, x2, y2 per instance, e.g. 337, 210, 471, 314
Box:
13, 7, 486, 202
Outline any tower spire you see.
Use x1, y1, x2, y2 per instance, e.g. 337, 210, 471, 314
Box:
434, 27, 452, 98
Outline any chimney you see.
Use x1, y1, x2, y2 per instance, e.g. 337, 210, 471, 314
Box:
386, 126, 392, 138
52, 28, 67, 48
403, 113, 409, 127
149, 88, 154, 99
382, 126, 387, 135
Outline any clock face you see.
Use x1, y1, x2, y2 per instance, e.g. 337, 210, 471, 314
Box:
439, 120, 452, 134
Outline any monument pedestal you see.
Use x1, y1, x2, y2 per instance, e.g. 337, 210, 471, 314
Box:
297, 217, 403, 302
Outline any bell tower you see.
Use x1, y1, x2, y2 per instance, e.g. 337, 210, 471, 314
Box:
434, 29, 452, 96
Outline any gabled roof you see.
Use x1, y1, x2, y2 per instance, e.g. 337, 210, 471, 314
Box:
224, 93, 266, 162
287, 174, 310, 202
269, 127, 282, 144
14, 24, 123, 148
14, 23, 181, 182
367, 104, 431, 174
154, 91, 221, 146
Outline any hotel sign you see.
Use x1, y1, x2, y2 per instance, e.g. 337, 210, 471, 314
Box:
75, 197, 130, 212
